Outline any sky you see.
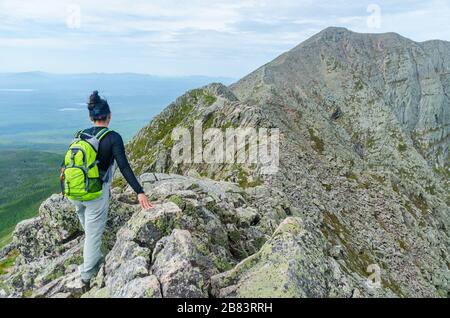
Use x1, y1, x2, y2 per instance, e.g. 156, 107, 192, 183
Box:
0, 0, 449, 78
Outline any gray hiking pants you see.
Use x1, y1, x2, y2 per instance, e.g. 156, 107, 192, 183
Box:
69, 167, 113, 282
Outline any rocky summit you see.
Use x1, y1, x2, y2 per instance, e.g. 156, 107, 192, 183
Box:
1, 27, 449, 298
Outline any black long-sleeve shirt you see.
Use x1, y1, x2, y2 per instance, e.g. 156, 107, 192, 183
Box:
74, 126, 144, 194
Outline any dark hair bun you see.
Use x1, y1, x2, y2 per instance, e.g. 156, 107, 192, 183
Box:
88, 90, 101, 110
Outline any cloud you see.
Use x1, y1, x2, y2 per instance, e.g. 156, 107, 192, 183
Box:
58, 108, 83, 112
0, 88, 36, 92
0, 0, 449, 77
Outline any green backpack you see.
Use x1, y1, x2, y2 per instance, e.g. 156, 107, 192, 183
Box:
62, 128, 111, 201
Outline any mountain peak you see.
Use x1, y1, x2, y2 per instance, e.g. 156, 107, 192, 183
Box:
307, 26, 408, 45
319, 26, 351, 34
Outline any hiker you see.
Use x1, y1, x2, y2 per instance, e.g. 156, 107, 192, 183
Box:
60, 91, 152, 291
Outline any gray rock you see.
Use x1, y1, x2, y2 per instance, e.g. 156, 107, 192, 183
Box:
235, 207, 259, 227
110, 275, 162, 298
152, 229, 208, 298
211, 218, 330, 297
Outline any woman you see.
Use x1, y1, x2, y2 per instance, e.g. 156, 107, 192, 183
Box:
68, 91, 152, 291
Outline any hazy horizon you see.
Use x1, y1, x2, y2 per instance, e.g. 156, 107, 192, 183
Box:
0, 71, 236, 79
0, 72, 235, 150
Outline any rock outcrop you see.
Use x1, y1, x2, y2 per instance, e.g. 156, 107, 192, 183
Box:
1, 27, 449, 298
0, 174, 291, 298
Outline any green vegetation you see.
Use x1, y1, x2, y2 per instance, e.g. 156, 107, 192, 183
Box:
345, 171, 358, 182
411, 194, 428, 215
235, 165, 264, 188
433, 165, 450, 180
42, 266, 65, 283
63, 254, 83, 268
168, 194, 185, 209
308, 128, 325, 155
353, 76, 365, 91
321, 212, 379, 283
190, 89, 216, 106
365, 136, 376, 149
370, 173, 385, 184
127, 89, 218, 175
203, 115, 215, 131
111, 176, 127, 189
0, 150, 61, 247
425, 184, 436, 195
221, 122, 238, 131
392, 183, 399, 193
382, 278, 406, 297
21, 290, 33, 298
204, 94, 217, 106
398, 143, 408, 152
0, 249, 19, 275
127, 91, 198, 164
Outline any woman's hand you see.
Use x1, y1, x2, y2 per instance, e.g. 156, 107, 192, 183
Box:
138, 193, 153, 210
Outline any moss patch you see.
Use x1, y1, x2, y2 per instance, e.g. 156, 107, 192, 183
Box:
112, 176, 126, 189
0, 249, 19, 275
127, 90, 200, 166
398, 143, 407, 152
382, 278, 406, 297
433, 165, 450, 181
411, 194, 428, 215
308, 128, 324, 155
42, 266, 65, 283
204, 94, 217, 106
235, 166, 263, 188
21, 290, 33, 298
365, 136, 376, 149
353, 76, 365, 91
425, 184, 436, 195
322, 212, 350, 240
370, 173, 385, 184
168, 195, 185, 210
392, 182, 399, 193
345, 171, 358, 182
321, 212, 377, 277
63, 255, 83, 268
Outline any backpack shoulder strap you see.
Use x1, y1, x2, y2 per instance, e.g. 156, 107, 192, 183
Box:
83, 128, 112, 152
72, 129, 96, 144
95, 128, 112, 141
70, 129, 86, 145
74, 130, 84, 138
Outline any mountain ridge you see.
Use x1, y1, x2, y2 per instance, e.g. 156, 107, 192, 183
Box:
0, 27, 449, 298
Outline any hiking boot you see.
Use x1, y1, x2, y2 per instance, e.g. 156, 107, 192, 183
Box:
81, 279, 91, 293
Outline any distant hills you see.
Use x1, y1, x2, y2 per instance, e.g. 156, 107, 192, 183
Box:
0, 72, 235, 150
